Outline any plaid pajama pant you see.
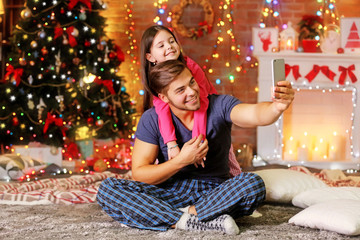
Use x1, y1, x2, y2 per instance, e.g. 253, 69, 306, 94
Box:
96, 172, 265, 231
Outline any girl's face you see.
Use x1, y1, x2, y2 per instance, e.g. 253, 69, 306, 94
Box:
146, 30, 181, 64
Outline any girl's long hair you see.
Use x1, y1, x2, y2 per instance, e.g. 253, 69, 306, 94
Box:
140, 25, 186, 111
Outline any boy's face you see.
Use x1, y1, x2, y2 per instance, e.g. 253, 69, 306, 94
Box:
158, 68, 200, 112
146, 30, 181, 64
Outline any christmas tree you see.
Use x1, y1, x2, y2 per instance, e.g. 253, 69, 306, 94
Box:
0, 0, 136, 152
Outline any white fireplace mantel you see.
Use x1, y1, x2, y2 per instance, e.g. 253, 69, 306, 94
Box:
255, 52, 360, 170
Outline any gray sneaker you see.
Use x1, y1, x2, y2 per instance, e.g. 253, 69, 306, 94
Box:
176, 213, 240, 235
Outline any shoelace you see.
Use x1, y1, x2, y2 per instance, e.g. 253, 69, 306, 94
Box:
186, 215, 226, 232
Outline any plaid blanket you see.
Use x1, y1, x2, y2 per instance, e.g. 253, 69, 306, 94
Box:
1, 167, 358, 205
0, 171, 131, 205
290, 166, 360, 187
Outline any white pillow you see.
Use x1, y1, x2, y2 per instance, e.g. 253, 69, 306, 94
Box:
289, 199, 360, 236
254, 169, 328, 203
292, 187, 360, 208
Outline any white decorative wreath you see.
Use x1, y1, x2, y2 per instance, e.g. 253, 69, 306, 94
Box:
171, 0, 214, 39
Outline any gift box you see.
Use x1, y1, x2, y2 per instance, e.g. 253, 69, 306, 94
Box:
76, 140, 94, 160
13, 143, 62, 167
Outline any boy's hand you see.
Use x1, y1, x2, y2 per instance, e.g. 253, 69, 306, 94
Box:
178, 135, 208, 167
272, 81, 295, 112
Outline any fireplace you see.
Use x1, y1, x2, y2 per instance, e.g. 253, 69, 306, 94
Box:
255, 52, 360, 170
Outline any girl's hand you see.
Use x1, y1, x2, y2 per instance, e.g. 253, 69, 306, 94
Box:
167, 141, 180, 160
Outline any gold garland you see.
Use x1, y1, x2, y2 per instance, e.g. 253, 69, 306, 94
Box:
171, 0, 214, 39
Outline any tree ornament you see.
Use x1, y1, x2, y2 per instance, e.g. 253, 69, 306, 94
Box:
96, 119, 104, 127
72, 57, 80, 65
12, 117, 19, 126
108, 52, 115, 59
103, 46, 110, 64
28, 100, 35, 110
63, 36, 69, 45
60, 7, 65, 14
93, 159, 107, 172
84, 40, 91, 47
50, 11, 56, 20
97, 44, 104, 51
30, 40, 38, 48
79, 12, 86, 21
55, 51, 61, 73
41, 47, 48, 55
19, 58, 27, 66
38, 30, 46, 39
21, 8, 32, 19
28, 75, 34, 85
87, 117, 94, 125
101, 101, 108, 108
37, 73, 43, 80
71, 27, 79, 37
29, 60, 35, 66
56, 95, 65, 112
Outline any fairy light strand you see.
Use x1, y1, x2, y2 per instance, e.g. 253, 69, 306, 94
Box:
203, 0, 256, 85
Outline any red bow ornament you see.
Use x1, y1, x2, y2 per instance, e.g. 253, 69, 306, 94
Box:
94, 77, 116, 95
338, 64, 357, 85
114, 45, 125, 62
63, 142, 80, 160
54, 26, 78, 47
285, 64, 301, 80
305, 65, 336, 82
5, 65, 24, 86
43, 112, 66, 137
68, 0, 92, 11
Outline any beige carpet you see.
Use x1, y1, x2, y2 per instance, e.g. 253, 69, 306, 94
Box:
0, 203, 354, 240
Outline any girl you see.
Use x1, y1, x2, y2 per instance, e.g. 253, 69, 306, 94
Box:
140, 25, 241, 176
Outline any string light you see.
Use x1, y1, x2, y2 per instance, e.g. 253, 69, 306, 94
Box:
124, 1, 141, 112
271, 80, 358, 162
258, 0, 283, 29
204, 0, 256, 86
153, 0, 169, 25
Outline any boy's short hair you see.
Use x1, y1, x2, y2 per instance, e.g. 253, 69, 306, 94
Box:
148, 60, 187, 95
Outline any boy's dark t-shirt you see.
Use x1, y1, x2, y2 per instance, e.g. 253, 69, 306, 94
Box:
136, 94, 241, 180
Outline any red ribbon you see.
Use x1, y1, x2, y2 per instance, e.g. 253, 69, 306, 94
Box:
285, 64, 301, 80
94, 77, 116, 95
5, 65, 23, 86
68, 0, 92, 11
338, 64, 357, 85
305, 65, 336, 82
63, 142, 80, 160
114, 45, 125, 62
198, 21, 208, 27
43, 112, 66, 137
54, 26, 78, 47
